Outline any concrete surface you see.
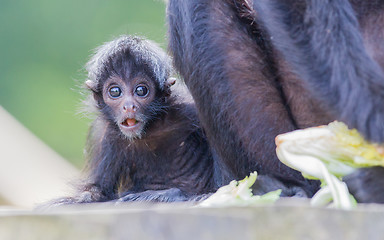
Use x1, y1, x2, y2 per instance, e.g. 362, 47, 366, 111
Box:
1, 200, 384, 240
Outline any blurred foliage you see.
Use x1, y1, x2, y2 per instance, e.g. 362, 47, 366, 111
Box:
0, 0, 167, 168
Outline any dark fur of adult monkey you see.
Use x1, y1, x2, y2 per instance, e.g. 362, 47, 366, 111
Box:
167, 0, 384, 202
251, 0, 384, 203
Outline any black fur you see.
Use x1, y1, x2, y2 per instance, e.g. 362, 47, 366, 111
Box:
250, 0, 384, 203
252, 0, 384, 143
251, 0, 384, 203
167, 0, 384, 202
84, 103, 214, 202
44, 36, 215, 205
344, 167, 384, 203
167, 0, 320, 197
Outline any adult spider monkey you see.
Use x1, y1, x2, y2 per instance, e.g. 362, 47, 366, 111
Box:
167, 0, 384, 202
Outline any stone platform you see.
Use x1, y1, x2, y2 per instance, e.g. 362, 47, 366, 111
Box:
1, 199, 384, 240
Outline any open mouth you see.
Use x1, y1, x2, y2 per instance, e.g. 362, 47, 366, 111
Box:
121, 118, 139, 128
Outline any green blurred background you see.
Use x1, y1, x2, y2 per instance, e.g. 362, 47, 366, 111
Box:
0, 0, 167, 168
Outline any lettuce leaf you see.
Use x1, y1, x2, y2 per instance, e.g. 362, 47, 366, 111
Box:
199, 172, 281, 207
275, 121, 383, 209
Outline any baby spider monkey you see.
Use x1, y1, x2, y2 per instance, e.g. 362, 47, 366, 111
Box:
54, 35, 215, 204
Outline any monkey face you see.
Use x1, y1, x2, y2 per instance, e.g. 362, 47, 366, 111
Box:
102, 75, 157, 140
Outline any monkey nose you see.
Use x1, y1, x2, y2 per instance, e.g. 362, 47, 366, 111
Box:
123, 104, 136, 113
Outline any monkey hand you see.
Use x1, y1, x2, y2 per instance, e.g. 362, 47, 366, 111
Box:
252, 174, 310, 198
116, 188, 189, 203
343, 166, 384, 203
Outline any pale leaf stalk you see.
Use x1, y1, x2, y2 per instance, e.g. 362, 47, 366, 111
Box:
198, 172, 281, 208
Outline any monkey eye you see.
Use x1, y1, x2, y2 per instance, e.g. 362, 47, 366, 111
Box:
108, 86, 122, 98
135, 85, 149, 97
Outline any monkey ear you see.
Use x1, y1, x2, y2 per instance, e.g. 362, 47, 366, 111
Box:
85, 80, 98, 91
166, 77, 177, 87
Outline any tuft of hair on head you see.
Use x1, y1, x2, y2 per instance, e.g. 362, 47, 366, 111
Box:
85, 35, 174, 92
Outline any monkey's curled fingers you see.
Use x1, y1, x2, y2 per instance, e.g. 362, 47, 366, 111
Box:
116, 188, 190, 203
